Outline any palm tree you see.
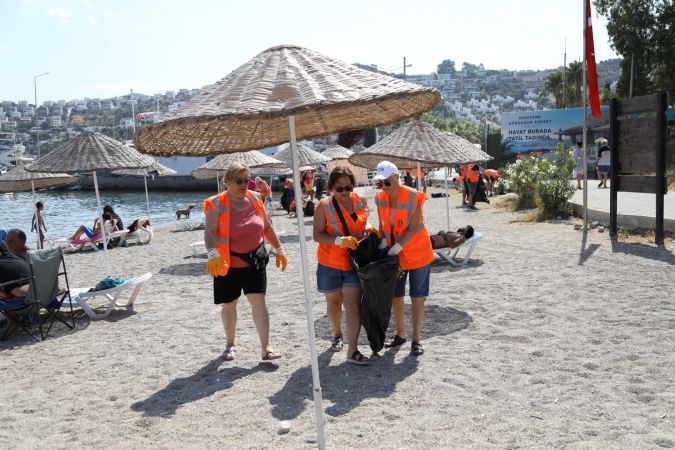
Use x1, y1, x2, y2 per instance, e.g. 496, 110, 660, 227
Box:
566, 61, 583, 107
541, 71, 564, 108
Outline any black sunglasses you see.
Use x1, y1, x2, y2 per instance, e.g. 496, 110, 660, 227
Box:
374, 180, 393, 187
334, 185, 354, 193
232, 178, 249, 186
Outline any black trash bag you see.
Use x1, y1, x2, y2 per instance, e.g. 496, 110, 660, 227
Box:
348, 233, 400, 354
474, 176, 490, 204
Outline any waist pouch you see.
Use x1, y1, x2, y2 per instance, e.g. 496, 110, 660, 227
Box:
230, 243, 269, 270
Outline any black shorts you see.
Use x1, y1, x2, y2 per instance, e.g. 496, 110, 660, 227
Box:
213, 266, 267, 304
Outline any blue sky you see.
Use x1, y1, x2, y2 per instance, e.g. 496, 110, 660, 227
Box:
0, 0, 619, 103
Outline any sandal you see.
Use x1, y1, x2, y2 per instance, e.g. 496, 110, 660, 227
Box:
411, 341, 424, 356
384, 335, 406, 349
347, 350, 370, 365
262, 350, 282, 361
223, 347, 236, 361
330, 335, 344, 352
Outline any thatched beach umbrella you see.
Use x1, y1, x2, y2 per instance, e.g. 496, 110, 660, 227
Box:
349, 120, 493, 229
0, 164, 76, 194
273, 143, 330, 167
191, 150, 285, 192
321, 145, 353, 160
26, 132, 152, 273
112, 155, 177, 221
133, 44, 441, 448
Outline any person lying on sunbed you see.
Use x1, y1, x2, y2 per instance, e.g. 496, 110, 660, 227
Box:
69, 213, 118, 241
429, 226, 474, 249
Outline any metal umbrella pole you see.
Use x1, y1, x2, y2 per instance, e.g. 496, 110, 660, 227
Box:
444, 167, 450, 230
143, 175, 151, 220
288, 116, 326, 449
92, 171, 111, 275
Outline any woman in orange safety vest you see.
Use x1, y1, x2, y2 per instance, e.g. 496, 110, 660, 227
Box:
374, 161, 434, 357
483, 168, 499, 196
465, 163, 481, 209
313, 166, 378, 365
204, 163, 288, 362
302, 170, 316, 200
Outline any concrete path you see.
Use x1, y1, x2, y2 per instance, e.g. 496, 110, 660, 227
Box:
570, 183, 674, 231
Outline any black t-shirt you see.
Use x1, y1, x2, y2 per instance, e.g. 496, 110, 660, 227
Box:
0, 253, 31, 293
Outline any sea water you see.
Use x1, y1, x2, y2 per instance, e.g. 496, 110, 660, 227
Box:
1, 189, 214, 247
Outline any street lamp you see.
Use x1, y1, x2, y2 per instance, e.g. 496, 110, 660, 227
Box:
34, 72, 50, 158
381, 58, 413, 81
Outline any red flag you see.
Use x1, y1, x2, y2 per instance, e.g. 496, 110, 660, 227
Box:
585, 0, 601, 117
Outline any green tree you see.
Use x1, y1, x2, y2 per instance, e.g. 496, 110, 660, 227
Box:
541, 71, 564, 108
595, 0, 674, 101
421, 114, 481, 143
566, 61, 584, 107
437, 59, 456, 76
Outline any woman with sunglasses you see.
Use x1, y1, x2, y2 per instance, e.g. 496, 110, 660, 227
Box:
312, 166, 378, 364
203, 163, 288, 362
374, 161, 435, 356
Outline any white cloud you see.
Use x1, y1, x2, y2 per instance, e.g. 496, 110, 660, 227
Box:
79, 0, 95, 9
86, 15, 98, 25
46, 7, 73, 23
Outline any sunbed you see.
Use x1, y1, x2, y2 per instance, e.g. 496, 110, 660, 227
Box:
433, 231, 483, 267
65, 272, 152, 320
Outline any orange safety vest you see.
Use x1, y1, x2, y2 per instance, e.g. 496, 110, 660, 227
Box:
257, 180, 271, 197
466, 164, 480, 183
317, 193, 369, 271
412, 169, 426, 179
454, 176, 465, 184
484, 169, 499, 179
375, 186, 434, 270
203, 190, 266, 266
303, 174, 315, 187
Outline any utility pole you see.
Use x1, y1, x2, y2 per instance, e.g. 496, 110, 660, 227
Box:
629, 53, 634, 98
403, 56, 407, 82
562, 39, 567, 108
33, 72, 49, 158
130, 89, 136, 136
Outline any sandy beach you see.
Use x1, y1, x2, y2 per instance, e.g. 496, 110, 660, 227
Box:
1, 188, 674, 449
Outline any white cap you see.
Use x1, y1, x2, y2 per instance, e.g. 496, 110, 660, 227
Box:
373, 161, 399, 181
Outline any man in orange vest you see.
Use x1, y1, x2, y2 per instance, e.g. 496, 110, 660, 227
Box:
374, 161, 435, 356
465, 162, 481, 209
412, 167, 427, 195
483, 168, 499, 196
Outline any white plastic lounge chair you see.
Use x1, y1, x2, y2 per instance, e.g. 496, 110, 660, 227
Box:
53, 230, 130, 252
433, 231, 483, 267
66, 272, 152, 320
125, 219, 153, 245
185, 240, 206, 257
175, 217, 204, 232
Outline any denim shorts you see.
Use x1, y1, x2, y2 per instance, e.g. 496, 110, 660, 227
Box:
395, 264, 431, 298
316, 264, 360, 293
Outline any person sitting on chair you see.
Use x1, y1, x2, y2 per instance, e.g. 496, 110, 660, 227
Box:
0, 242, 30, 301
4, 229, 29, 261
103, 205, 124, 230
69, 213, 118, 241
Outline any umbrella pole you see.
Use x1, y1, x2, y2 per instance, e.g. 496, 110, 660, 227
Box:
288, 115, 326, 449
93, 171, 111, 275
144, 176, 150, 220
416, 161, 422, 192
444, 167, 450, 231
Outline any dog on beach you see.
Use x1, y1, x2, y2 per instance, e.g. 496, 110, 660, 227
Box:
176, 204, 195, 220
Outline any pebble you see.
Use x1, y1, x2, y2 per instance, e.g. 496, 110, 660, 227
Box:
574, 224, 582, 230
307, 436, 317, 444
277, 421, 291, 435
598, 226, 605, 233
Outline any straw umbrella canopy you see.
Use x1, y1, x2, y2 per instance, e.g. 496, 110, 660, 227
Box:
272, 143, 330, 167
348, 120, 493, 230
321, 145, 353, 160
132, 44, 441, 449
112, 155, 177, 221
191, 150, 285, 181
0, 164, 76, 193
26, 132, 152, 274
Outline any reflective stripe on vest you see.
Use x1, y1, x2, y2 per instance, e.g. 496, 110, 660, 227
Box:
376, 186, 434, 270
203, 190, 265, 267
317, 192, 369, 271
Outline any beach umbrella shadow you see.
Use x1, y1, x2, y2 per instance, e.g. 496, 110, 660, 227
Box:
269, 350, 418, 421
131, 358, 278, 417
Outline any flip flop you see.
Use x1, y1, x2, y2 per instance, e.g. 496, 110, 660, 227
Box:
223, 347, 236, 361
411, 341, 424, 356
262, 350, 282, 361
347, 350, 370, 365
330, 335, 344, 352
384, 335, 406, 349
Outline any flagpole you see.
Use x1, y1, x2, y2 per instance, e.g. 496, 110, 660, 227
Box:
582, 0, 588, 231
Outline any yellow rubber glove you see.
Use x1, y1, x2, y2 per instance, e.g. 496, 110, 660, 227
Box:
206, 248, 229, 277
335, 236, 358, 251
365, 226, 381, 238
275, 246, 287, 272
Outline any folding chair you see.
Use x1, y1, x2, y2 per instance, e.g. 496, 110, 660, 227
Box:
433, 232, 483, 267
0, 275, 41, 342
27, 247, 76, 338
